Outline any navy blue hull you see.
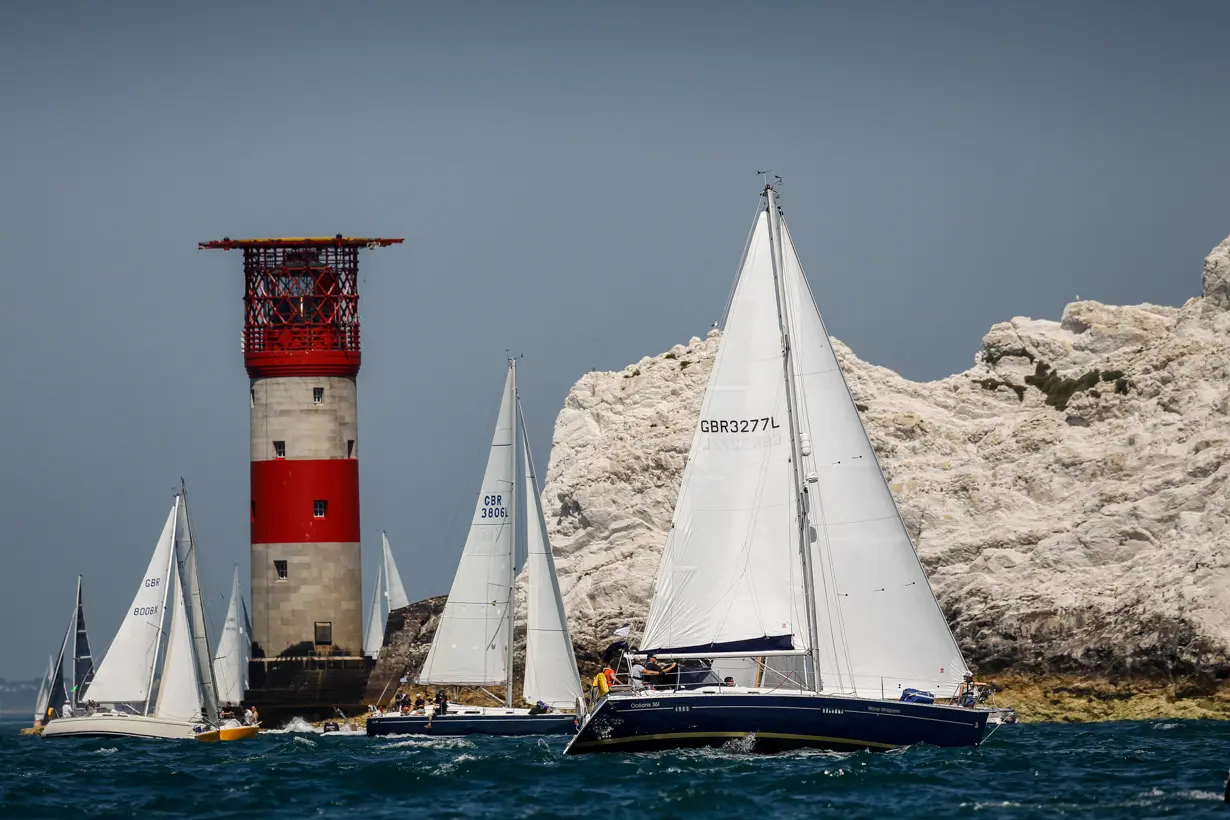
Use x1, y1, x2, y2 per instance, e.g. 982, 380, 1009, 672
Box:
565, 692, 988, 755
366, 713, 576, 737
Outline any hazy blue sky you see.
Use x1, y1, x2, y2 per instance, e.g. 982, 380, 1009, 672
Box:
1, 1, 1227, 679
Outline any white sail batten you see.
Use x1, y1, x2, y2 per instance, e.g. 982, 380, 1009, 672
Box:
777, 220, 967, 696
212, 566, 248, 706
419, 366, 517, 686
154, 559, 203, 722
520, 405, 583, 708
363, 562, 385, 658
84, 503, 178, 706
383, 532, 410, 611
641, 211, 809, 656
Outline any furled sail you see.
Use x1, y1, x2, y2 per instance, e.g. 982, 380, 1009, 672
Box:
520, 405, 582, 708
363, 561, 385, 658
212, 565, 249, 706
641, 210, 809, 656
153, 558, 203, 722
382, 532, 410, 611
418, 365, 516, 686
84, 503, 177, 706
777, 219, 967, 696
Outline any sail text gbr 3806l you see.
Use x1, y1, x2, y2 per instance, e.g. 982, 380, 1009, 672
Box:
566, 182, 991, 754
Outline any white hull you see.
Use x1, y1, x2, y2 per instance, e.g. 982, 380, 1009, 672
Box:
42, 712, 203, 740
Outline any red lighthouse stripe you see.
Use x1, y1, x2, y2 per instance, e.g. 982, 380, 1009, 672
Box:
251, 460, 360, 544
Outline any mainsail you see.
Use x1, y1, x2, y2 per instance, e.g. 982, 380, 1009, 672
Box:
175, 487, 219, 723
363, 561, 385, 658
212, 565, 249, 706
382, 532, 410, 611
641, 209, 808, 656
418, 364, 517, 687
520, 402, 583, 708
640, 186, 968, 697
84, 503, 178, 707
71, 577, 94, 706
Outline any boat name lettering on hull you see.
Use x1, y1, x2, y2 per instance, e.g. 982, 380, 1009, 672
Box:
700, 417, 780, 434
627, 701, 660, 709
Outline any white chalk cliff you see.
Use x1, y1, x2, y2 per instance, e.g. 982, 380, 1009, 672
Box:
539, 235, 1230, 679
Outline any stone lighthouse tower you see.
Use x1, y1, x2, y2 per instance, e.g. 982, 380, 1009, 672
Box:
200, 236, 402, 714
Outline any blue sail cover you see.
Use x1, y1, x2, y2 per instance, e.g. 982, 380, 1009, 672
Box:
639, 634, 796, 656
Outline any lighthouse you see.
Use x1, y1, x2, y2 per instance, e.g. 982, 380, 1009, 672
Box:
200, 235, 402, 715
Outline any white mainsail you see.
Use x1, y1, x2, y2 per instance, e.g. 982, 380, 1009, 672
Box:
212, 565, 249, 706
419, 364, 517, 687
520, 404, 583, 708
154, 558, 203, 722
84, 503, 177, 706
778, 220, 966, 696
641, 210, 809, 656
363, 561, 385, 658
382, 532, 410, 611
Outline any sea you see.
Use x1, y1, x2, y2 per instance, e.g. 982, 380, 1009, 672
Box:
1, 717, 1227, 819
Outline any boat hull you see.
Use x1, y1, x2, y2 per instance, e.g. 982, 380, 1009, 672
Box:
565, 690, 989, 755
41, 713, 203, 740
196, 724, 261, 742
367, 711, 576, 737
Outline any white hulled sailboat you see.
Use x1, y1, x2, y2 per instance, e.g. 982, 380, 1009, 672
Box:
44, 487, 225, 740
212, 565, 250, 708
566, 181, 993, 754
28, 576, 94, 732
363, 532, 410, 659
367, 360, 583, 737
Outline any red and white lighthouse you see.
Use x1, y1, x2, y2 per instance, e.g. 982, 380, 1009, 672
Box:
201, 236, 402, 673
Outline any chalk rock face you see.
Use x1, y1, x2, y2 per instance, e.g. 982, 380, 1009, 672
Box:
540, 236, 1230, 679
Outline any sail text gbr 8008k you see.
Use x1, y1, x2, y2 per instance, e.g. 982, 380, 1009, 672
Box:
566, 182, 992, 754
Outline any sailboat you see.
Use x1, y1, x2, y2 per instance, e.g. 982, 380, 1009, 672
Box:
367, 360, 583, 737
44, 487, 231, 740
566, 182, 992, 755
27, 577, 95, 732
363, 532, 410, 658
212, 565, 250, 708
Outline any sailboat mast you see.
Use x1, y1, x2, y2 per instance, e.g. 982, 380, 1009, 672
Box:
763, 183, 824, 691
505, 357, 518, 708
146, 495, 179, 715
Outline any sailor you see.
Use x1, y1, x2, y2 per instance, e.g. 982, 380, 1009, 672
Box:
243, 706, 254, 725
956, 672, 989, 707
629, 659, 646, 691
434, 690, 449, 716
602, 666, 621, 687
250, 706, 260, 725
413, 693, 425, 712
723, 677, 736, 687
643, 656, 677, 689
62, 701, 73, 718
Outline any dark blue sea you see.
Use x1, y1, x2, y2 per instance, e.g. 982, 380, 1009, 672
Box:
2, 717, 1228, 818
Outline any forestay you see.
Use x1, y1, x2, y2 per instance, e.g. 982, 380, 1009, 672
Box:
84, 503, 177, 706
520, 406, 583, 708
777, 220, 967, 696
419, 367, 516, 686
641, 210, 809, 656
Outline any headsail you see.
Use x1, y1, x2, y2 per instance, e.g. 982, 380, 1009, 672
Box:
71, 577, 94, 707
519, 403, 582, 708
212, 565, 249, 706
363, 561, 385, 658
382, 532, 410, 611
33, 655, 55, 723
175, 487, 219, 723
640, 210, 809, 656
84, 503, 177, 707
153, 558, 203, 722
777, 219, 967, 696
419, 364, 517, 687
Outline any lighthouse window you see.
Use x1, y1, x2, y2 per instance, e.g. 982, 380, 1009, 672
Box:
273, 440, 286, 459
313, 499, 328, 518
274, 560, 288, 580
313, 387, 324, 405
250, 388, 255, 408
314, 621, 333, 646
347, 439, 355, 458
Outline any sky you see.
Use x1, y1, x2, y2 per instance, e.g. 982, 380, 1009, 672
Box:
1, 1, 1227, 680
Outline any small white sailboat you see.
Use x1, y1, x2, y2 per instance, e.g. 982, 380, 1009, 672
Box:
567, 181, 993, 754
363, 532, 410, 658
44, 487, 227, 740
367, 359, 583, 737
212, 565, 250, 708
